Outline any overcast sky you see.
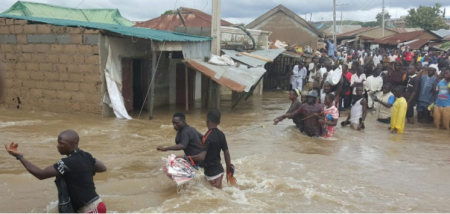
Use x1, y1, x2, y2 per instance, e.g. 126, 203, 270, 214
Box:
1, 0, 449, 24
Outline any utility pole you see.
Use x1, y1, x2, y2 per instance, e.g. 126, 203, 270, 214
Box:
209, 0, 221, 109
382, 0, 385, 37
335, 4, 349, 34
333, 0, 336, 42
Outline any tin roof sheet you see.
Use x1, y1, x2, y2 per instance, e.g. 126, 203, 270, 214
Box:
0, 14, 212, 42
1, 1, 134, 26
221, 49, 285, 68
185, 58, 266, 93
135, 7, 233, 31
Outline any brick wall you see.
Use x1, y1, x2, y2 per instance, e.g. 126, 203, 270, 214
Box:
0, 18, 102, 114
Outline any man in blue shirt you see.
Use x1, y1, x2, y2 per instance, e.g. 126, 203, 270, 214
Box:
326, 39, 336, 59
433, 69, 450, 130
417, 65, 437, 124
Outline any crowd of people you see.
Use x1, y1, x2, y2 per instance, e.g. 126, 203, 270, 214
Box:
280, 39, 450, 137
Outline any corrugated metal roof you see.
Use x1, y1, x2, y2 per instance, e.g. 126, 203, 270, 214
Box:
336, 27, 376, 38
432, 29, 450, 38
185, 58, 266, 93
1, 1, 134, 26
135, 7, 233, 31
407, 39, 429, 49
322, 25, 362, 35
0, 14, 212, 42
221, 48, 285, 68
390, 28, 423, 33
374, 31, 424, 45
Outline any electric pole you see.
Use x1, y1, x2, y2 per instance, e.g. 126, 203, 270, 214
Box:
209, 0, 221, 109
382, 0, 385, 37
333, 0, 336, 42
336, 4, 349, 33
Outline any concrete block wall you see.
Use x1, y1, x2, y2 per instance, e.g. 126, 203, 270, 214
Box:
154, 54, 170, 107
0, 18, 102, 114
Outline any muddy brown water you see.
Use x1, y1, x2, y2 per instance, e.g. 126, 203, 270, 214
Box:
1, 91, 450, 213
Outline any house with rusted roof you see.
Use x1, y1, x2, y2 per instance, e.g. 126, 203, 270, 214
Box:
135, 7, 233, 31
246, 4, 321, 50
373, 30, 442, 49
389, 28, 423, 33
336, 27, 397, 48
136, 7, 275, 100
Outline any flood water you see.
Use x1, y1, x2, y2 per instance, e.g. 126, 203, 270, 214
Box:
1, 91, 450, 213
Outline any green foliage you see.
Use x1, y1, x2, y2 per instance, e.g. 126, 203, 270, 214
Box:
405, 3, 449, 30
161, 10, 174, 16
441, 42, 450, 49
362, 21, 379, 27
376, 12, 391, 25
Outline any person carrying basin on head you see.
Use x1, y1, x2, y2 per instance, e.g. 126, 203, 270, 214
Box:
4, 130, 107, 213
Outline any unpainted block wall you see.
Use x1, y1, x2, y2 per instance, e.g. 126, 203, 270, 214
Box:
0, 18, 102, 114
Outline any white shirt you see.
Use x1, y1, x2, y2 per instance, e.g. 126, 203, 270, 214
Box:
389, 55, 397, 62
351, 73, 367, 95
292, 65, 307, 78
320, 67, 327, 79
308, 63, 317, 82
365, 75, 383, 93
373, 55, 380, 67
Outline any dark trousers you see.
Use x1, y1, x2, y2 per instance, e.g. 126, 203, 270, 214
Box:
341, 93, 352, 108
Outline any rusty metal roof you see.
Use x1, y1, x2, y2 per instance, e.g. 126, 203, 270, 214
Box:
390, 28, 423, 33
135, 7, 233, 31
407, 39, 429, 49
0, 14, 212, 42
373, 31, 425, 45
185, 58, 266, 93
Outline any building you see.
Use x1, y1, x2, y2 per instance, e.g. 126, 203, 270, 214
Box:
246, 4, 321, 50
336, 27, 398, 49
389, 28, 423, 33
372, 30, 442, 49
386, 16, 407, 28
137, 7, 272, 98
134, 7, 233, 30
0, 14, 211, 118
1, 1, 134, 26
320, 25, 362, 37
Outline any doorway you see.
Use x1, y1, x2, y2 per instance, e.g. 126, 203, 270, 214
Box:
122, 58, 149, 112
176, 63, 196, 107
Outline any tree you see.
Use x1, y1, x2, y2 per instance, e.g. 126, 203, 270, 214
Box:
161, 10, 174, 16
405, 3, 449, 30
376, 12, 391, 26
362, 21, 379, 27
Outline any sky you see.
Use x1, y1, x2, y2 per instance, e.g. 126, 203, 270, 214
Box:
1, 0, 449, 24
